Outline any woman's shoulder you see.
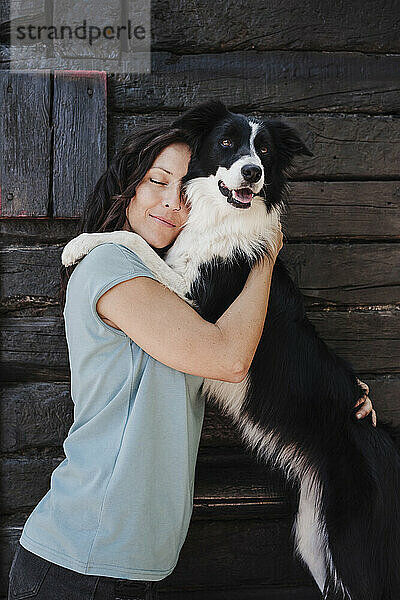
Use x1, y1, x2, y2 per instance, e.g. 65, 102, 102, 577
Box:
76, 242, 150, 274
64, 243, 155, 301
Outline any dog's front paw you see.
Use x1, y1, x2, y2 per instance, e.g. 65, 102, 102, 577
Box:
61, 231, 146, 267
62, 233, 99, 266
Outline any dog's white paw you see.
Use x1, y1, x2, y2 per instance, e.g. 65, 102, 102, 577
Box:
61, 230, 193, 305
62, 231, 155, 267
62, 232, 101, 266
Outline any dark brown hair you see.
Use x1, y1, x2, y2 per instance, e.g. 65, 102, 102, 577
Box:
59, 123, 195, 313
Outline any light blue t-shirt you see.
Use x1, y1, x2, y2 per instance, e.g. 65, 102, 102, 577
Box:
20, 242, 205, 581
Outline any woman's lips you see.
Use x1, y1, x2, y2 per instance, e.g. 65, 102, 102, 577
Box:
150, 215, 176, 228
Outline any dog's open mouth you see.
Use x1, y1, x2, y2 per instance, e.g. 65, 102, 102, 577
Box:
218, 181, 254, 209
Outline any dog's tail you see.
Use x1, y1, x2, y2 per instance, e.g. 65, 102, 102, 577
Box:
321, 420, 400, 600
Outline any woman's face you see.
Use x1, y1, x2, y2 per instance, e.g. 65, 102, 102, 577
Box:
123, 143, 191, 248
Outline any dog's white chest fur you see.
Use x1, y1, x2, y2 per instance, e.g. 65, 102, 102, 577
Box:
164, 180, 281, 280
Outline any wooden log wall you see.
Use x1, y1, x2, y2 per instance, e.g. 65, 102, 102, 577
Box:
1, 1, 399, 598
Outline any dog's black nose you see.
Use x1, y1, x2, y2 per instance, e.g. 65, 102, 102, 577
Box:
241, 164, 262, 183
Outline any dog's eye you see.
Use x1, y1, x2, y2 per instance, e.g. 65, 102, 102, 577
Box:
220, 139, 233, 148
259, 146, 268, 153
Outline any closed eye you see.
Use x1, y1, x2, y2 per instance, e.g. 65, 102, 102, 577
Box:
150, 179, 167, 186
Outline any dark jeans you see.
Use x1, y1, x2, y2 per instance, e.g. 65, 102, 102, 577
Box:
8, 543, 160, 600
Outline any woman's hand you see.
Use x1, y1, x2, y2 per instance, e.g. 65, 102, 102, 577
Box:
355, 378, 377, 427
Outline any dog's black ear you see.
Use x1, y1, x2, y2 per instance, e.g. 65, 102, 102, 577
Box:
267, 120, 314, 166
172, 100, 229, 136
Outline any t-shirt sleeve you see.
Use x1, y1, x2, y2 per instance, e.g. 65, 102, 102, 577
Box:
68, 242, 158, 335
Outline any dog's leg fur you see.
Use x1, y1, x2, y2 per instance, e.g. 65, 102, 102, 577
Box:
293, 475, 331, 596
62, 231, 191, 302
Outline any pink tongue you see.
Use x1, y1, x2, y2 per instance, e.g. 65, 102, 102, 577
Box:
233, 189, 253, 203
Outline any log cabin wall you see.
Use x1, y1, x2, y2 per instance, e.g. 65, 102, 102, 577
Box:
1, 1, 399, 598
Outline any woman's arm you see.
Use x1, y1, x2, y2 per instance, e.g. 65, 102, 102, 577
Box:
97, 237, 282, 383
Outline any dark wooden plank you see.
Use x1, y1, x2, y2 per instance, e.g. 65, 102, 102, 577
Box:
0, 457, 61, 513
0, 71, 51, 217
109, 112, 400, 179
0, 317, 68, 381
281, 243, 400, 305
0, 525, 319, 598
0, 310, 398, 381
161, 585, 321, 600
109, 51, 400, 114
152, 0, 400, 54
0, 382, 73, 453
0, 246, 62, 300
1, 243, 398, 311
286, 181, 400, 240
308, 308, 400, 373
1, 376, 399, 454
52, 71, 107, 218
0, 218, 79, 247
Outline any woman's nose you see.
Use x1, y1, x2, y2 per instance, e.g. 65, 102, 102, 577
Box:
162, 185, 181, 210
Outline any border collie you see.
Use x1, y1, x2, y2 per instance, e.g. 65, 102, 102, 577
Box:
62, 101, 400, 599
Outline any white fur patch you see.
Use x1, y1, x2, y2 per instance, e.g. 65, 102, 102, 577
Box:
293, 473, 328, 593
249, 121, 261, 157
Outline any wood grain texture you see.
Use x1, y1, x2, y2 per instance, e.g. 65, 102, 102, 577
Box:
281, 243, 400, 305
285, 181, 400, 239
109, 112, 400, 179
0, 218, 79, 246
0, 71, 51, 217
152, 0, 400, 54
108, 51, 400, 114
0, 317, 68, 381
0, 246, 62, 301
165, 518, 314, 588
52, 71, 107, 217
308, 308, 400, 373
0, 382, 73, 453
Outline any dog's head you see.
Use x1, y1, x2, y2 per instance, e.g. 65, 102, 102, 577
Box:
172, 100, 313, 213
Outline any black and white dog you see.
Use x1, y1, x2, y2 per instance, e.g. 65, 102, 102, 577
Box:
63, 101, 400, 599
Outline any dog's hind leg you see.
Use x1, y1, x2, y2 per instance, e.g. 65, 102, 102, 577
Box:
292, 471, 329, 595
293, 472, 353, 599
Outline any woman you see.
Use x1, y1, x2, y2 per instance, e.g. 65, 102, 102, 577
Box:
8, 123, 375, 600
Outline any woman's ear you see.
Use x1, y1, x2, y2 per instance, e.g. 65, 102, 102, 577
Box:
266, 120, 314, 168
